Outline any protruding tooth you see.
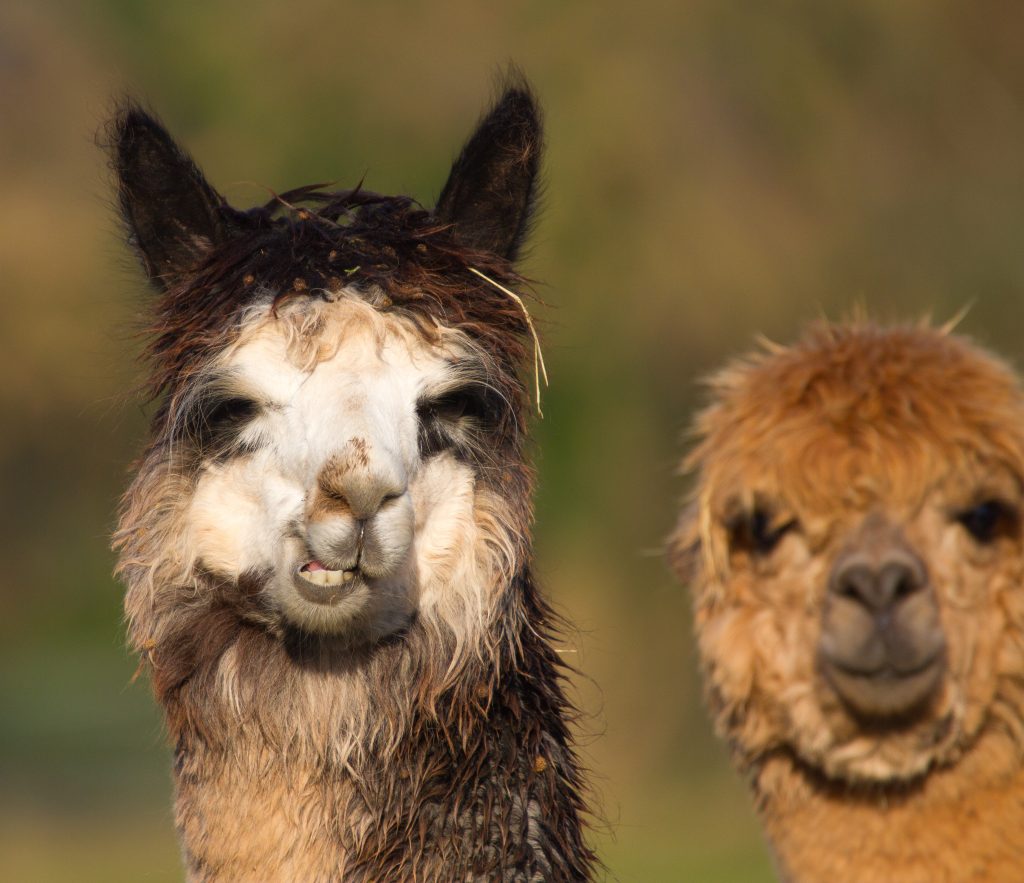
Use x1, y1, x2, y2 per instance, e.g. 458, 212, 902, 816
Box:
322, 570, 343, 587
342, 571, 354, 583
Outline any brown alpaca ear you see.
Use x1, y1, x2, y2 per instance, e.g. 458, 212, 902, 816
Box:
435, 77, 543, 262
111, 103, 228, 289
668, 502, 703, 586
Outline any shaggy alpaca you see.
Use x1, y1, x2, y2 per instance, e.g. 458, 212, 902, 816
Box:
110, 80, 596, 881
671, 321, 1024, 882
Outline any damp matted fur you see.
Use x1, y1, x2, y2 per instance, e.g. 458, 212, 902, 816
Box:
111, 76, 597, 881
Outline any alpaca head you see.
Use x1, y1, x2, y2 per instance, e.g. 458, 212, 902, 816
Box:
672, 322, 1024, 785
112, 82, 542, 655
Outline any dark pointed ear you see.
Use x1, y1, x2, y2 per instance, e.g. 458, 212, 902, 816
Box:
435, 80, 543, 262
110, 103, 227, 289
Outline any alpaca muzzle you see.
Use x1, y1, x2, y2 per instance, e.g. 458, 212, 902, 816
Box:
818, 520, 946, 720
303, 441, 415, 585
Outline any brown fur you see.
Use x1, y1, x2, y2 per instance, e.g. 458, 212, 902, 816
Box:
671, 321, 1024, 882
111, 83, 597, 881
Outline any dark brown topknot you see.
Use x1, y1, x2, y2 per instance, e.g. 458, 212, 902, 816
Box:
108, 83, 545, 455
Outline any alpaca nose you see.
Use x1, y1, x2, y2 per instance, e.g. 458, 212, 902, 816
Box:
829, 550, 927, 615
319, 467, 406, 521
316, 440, 407, 521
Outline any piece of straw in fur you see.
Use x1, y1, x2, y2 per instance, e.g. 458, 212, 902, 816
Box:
468, 267, 549, 416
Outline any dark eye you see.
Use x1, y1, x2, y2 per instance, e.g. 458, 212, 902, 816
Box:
729, 508, 796, 557
183, 396, 260, 455
428, 389, 484, 423
416, 386, 499, 457
957, 500, 1017, 544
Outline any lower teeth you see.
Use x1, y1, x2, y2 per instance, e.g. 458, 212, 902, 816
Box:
300, 568, 356, 587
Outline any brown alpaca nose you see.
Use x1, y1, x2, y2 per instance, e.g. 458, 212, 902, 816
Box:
819, 523, 945, 720
830, 551, 926, 616
314, 440, 407, 521
322, 471, 406, 521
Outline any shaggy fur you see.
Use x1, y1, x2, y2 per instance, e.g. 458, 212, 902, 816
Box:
111, 78, 596, 882
671, 320, 1024, 882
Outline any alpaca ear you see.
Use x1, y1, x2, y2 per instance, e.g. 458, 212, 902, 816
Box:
111, 104, 227, 289
435, 81, 543, 262
667, 502, 703, 586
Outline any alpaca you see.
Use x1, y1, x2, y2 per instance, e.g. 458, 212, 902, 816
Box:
110, 80, 596, 882
671, 320, 1024, 882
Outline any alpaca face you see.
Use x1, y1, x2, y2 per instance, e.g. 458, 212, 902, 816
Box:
111, 85, 542, 662
180, 295, 511, 641
674, 324, 1024, 784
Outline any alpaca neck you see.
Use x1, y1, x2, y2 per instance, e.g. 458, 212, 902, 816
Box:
752, 730, 1024, 883
160, 579, 593, 881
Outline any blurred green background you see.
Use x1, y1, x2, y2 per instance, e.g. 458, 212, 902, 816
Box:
6, 1, 1024, 880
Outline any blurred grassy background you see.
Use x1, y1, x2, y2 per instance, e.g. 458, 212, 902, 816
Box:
5, 0, 1024, 879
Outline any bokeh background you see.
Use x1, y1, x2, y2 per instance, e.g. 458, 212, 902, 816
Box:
5, 1, 1024, 880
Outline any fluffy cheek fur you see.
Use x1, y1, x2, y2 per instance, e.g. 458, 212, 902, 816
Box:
690, 508, 1024, 784
410, 455, 517, 653
919, 511, 1024, 758
692, 532, 846, 775
188, 455, 298, 578
187, 447, 503, 645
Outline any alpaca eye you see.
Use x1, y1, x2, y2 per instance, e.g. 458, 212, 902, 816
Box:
416, 386, 498, 457
957, 500, 1016, 544
205, 397, 258, 429
730, 508, 795, 557
184, 396, 260, 454
430, 390, 480, 423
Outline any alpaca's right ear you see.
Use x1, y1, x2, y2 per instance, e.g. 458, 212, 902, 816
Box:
435, 77, 543, 263
111, 104, 227, 290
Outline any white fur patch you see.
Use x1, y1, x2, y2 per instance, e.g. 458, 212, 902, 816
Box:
184, 293, 505, 642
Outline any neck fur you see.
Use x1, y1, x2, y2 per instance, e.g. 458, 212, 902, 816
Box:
129, 559, 594, 882
751, 728, 1024, 883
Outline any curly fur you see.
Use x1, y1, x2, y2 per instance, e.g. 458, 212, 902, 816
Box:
671, 320, 1024, 882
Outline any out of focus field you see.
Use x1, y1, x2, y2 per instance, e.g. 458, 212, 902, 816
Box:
5, 2, 1024, 880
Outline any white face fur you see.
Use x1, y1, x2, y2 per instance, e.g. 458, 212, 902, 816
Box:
179, 293, 511, 643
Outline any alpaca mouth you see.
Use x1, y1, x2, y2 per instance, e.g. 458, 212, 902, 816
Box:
822, 653, 945, 722
294, 559, 360, 604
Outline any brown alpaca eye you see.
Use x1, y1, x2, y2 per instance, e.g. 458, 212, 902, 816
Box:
431, 391, 474, 422
205, 397, 258, 430
182, 395, 260, 456
957, 500, 1016, 544
730, 508, 796, 556
416, 386, 500, 457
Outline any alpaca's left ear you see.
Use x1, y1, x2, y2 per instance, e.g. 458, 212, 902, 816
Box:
667, 502, 703, 587
435, 78, 543, 262
110, 103, 229, 290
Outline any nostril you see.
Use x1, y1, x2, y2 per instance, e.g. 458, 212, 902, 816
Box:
885, 566, 920, 603
839, 582, 862, 602
834, 564, 876, 606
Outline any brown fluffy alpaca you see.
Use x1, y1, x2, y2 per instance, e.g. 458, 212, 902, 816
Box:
110, 80, 596, 882
671, 321, 1024, 882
